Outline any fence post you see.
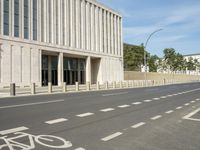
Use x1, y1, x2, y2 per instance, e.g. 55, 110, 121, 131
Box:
120, 81, 123, 88
31, 83, 36, 95
75, 82, 79, 91
63, 82, 67, 92
48, 82, 52, 94
126, 81, 129, 88
113, 81, 116, 89
10, 83, 16, 96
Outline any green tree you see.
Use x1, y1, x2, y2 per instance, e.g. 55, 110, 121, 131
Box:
148, 55, 161, 72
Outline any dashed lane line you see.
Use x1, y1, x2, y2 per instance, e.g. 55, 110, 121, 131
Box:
176, 106, 183, 110
151, 115, 162, 120
75, 148, 86, 150
160, 96, 167, 99
190, 101, 196, 103
153, 98, 160, 100
131, 122, 146, 128
165, 110, 174, 114
0, 126, 29, 135
184, 103, 190, 106
101, 132, 123, 141
132, 102, 142, 105
100, 108, 115, 112
76, 113, 94, 118
45, 118, 68, 124
144, 100, 152, 102
118, 105, 130, 108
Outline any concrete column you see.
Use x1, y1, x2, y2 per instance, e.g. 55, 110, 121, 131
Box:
105, 81, 108, 89
58, 52, 63, 86
29, 0, 32, 40
110, 14, 114, 54
21, 0, 24, 38
85, 2, 89, 50
43, 0, 47, 42
58, 0, 63, 45
64, 0, 69, 46
107, 12, 110, 54
114, 15, 117, 55
37, 0, 41, 41
95, 6, 99, 52
86, 56, 91, 82
99, 8, 103, 53
69, 0, 73, 47
90, 4, 94, 51
103, 10, 107, 53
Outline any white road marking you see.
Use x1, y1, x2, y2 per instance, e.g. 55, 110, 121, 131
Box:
144, 100, 152, 102
75, 148, 85, 150
165, 110, 174, 114
190, 101, 195, 103
167, 95, 173, 97
101, 132, 123, 141
183, 108, 200, 121
160, 96, 167, 99
100, 108, 115, 112
131, 122, 146, 128
196, 98, 200, 101
151, 115, 162, 120
76, 112, 94, 117
132, 102, 142, 105
0, 126, 29, 135
118, 105, 130, 108
153, 98, 160, 100
184, 103, 190, 106
45, 118, 68, 124
102, 92, 128, 97
176, 106, 183, 110
0, 99, 64, 109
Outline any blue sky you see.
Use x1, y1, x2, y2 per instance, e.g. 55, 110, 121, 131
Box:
98, 0, 200, 56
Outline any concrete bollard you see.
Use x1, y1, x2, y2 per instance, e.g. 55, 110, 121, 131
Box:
63, 82, 67, 92
120, 81, 123, 88
75, 82, 79, 91
86, 82, 90, 91
126, 81, 129, 88
10, 83, 16, 96
113, 81, 116, 89
131, 80, 134, 87
96, 82, 100, 90
31, 83, 36, 94
48, 82, 52, 94
105, 81, 108, 90
163, 79, 166, 85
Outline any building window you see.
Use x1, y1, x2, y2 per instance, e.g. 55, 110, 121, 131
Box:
24, 0, 29, 39
3, 0, 9, 35
33, 0, 37, 40
14, 0, 19, 37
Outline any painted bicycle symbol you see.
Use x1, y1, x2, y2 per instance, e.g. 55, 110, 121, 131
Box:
0, 132, 72, 149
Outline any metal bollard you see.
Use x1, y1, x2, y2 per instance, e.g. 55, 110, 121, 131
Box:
63, 82, 67, 92
86, 82, 90, 91
10, 83, 16, 96
75, 82, 79, 91
48, 82, 52, 94
31, 83, 36, 94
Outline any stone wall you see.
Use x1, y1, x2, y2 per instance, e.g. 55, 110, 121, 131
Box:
124, 71, 200, 81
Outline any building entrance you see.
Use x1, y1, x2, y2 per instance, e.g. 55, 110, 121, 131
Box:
42, 55, 58, 86
63, 57, 86, 85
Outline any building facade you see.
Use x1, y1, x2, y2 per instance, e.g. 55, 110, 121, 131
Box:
0, 0, 123, 87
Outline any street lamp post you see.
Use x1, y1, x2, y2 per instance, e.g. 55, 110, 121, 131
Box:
144, 29, 163, 85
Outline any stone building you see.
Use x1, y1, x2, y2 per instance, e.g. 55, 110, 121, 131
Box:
0, 0, 123, 87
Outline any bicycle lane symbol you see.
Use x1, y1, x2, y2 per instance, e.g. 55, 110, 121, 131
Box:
0, 131, 72, 150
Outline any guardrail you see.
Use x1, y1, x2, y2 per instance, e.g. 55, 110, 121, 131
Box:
0, 79, 199, 97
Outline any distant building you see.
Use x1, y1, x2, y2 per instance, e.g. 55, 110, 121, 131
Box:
184, 53, 200, 75
0, 0, 123, 87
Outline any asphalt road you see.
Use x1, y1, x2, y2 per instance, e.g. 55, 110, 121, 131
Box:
0, 82, 200, 150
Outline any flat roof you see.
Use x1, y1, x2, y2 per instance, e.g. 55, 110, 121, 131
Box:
184, 53, 200, 57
